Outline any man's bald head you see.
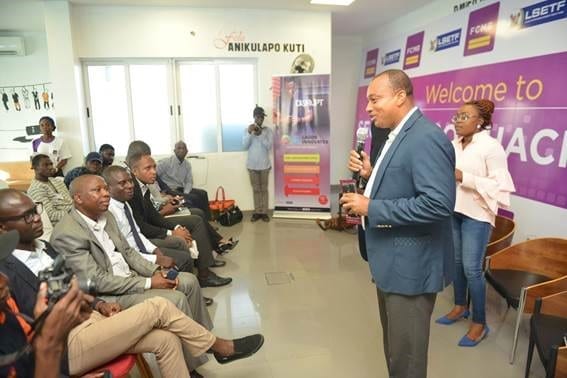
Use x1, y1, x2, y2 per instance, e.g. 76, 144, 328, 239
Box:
0, 189, 29, 216
174, 140, 188, 161
69, 175, 111, 219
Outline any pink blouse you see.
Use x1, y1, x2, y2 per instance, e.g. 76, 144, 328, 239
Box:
452, 131, 515, 226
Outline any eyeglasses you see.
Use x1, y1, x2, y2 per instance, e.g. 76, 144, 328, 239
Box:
0, 203, 43, 224
451, 113, 479, 123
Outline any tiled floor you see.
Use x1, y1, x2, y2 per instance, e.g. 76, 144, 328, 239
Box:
144, 214, 546, 378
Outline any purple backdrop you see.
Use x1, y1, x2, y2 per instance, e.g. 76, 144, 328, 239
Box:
353, 52, 567, 209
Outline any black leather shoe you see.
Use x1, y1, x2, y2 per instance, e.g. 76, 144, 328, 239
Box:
214, 334, 264, 364
204, 296, 214, 306
199, 272, 232, 287
250, 213, 261, 222
261, 214, 270, 222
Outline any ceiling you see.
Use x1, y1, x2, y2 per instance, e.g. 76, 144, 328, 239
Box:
64, 0, 432, 35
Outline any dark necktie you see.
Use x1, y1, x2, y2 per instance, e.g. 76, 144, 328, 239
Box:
123, 202, 148, 253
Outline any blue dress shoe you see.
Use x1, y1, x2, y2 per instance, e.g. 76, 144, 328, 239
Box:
435, 309, 470, 325
458, 326, 490, 347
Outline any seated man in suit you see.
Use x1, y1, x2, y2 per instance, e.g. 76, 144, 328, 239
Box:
27, 154, 73, 228
63, 152, 104, 188
0, 194, 264, 377
157, 141, 212, 221
128, 153, 232, 288
104, 165, 194, 274
49, 175, 215, 362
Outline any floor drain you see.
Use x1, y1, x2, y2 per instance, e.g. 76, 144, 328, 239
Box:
265, 272, 292, 285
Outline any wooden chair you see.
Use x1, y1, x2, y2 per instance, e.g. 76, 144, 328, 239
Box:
485, 238, 567, 363
525, 290, 567, 378
486, 215, 515, 258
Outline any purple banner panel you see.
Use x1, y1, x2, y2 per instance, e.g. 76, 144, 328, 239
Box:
364, 48, 379, 79
403, 31, 425, 69
464, 2, 500, 56
272, 74, 331, 214
412, 52, 567, 209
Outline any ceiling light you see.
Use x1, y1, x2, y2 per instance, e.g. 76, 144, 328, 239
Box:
310, 0, 356, 5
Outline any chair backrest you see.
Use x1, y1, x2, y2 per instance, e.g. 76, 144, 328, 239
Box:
538, 291, 567, 318
489, 238, 567, 279
486, 215, 515, 257
554, 346, 567, 378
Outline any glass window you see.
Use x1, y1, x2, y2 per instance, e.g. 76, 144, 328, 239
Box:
129, 64, 173, 155
178, 63, 219, 153
84, 60, 256, 155
86, 65, 130, 156
219, 64, 255, 152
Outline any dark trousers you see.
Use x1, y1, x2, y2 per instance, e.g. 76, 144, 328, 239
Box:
150, 237, 193, 272
185, 207, 222, 248
376, 288, 436, 378
167, 214, 214, 270
178, 187, 211, 221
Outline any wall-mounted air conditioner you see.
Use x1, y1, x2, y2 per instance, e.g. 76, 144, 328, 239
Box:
0, 37, 25, 56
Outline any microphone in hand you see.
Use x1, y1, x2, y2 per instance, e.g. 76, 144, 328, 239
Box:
352, 126, 369, 184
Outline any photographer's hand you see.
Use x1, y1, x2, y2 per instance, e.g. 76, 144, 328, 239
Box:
33, 279, 91, 378
96, 302, 121, 317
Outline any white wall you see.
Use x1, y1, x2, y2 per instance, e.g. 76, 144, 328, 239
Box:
359, 0, 567, 240
0, 30, 54, 162
330, 34, 363, 184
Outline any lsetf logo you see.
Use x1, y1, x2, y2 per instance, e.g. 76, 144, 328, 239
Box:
381, 49, 401, 65
430, 29, 462, 52
510, 0, 567, 29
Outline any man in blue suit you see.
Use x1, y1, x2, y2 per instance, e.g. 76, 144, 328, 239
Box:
341, 69, 456, 378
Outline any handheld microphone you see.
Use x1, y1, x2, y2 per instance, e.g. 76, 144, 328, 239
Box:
352, 127, 369, 184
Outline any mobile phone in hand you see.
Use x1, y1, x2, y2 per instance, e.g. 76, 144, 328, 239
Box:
165, 268, 179, 280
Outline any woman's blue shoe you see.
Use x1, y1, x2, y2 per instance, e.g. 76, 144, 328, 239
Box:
435, 309, 470, 325
458, 326, 490, 347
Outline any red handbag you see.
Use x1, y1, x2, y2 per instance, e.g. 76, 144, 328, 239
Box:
209, 186, 236, 221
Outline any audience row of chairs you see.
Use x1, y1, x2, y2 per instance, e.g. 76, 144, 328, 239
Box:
482, 215, 567, 377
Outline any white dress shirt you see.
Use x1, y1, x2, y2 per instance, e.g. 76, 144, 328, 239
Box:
362, 106, 418, 229
76, 210, 151, 289
12, 240, 54, 276
108, 198, 157, 263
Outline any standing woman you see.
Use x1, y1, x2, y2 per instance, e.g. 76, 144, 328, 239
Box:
31, 116, 71, 176
436, 99, 515, 346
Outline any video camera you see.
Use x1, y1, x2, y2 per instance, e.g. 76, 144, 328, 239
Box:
37, 255, 97, 303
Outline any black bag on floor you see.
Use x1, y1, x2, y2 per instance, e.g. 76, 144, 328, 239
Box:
217, 205, 243, 227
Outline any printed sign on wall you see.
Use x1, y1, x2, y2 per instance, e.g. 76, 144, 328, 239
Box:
403, 31, 425, 69
464, 2, 500, 56
364, 48, 379, 78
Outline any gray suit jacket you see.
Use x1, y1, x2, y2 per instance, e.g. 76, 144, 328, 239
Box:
366, 109, 456, 296
50, 208, 159, 296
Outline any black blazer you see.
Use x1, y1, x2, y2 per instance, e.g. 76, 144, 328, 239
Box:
0, 243, 59, 317
128, 179, 176, 239
0, 242, 70, 376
